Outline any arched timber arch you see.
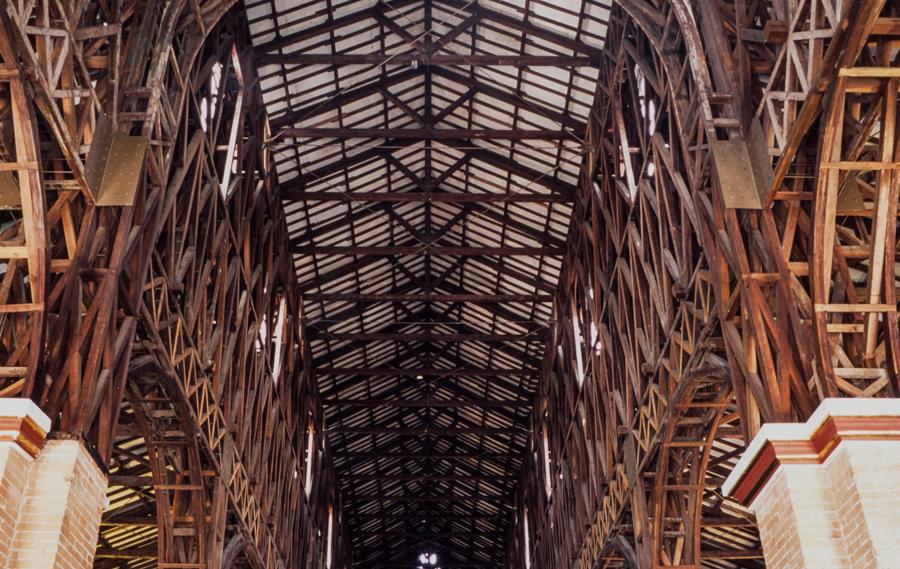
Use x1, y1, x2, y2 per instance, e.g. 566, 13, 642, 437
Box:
0, 2, 351, 568
0, 18, 48, 399
508, 0, 898, 567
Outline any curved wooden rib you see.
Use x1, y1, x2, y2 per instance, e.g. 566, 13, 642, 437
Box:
1, 2, 350, 568
812, 67, 900, 396
647, 368, 733, 569
0, 20, 47, 397
510, 0, 899, 568
127, 367, 213, 568
221, 535, 251, 569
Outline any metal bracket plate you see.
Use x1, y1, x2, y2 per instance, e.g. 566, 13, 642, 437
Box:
711, 120, 774, 210
85, 113, 148, 206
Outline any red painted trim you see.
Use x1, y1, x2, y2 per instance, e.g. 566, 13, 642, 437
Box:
0, 416, 47, 458
730, 415, 900, 505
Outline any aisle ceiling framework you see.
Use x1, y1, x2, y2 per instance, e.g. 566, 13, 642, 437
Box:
245, 0, 610, 566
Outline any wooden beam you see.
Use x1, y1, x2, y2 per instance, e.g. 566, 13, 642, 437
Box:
270, 68, 423, 129
280, 127, 576, 140
289, 201, 377, 245
431, 66, 585, 130
345, 494, 504, 502
280, 144, 406, 192
352, 514, 502, 521
700, 549, 765, 560
304, 292, 554, 302
95, 548, 156, 559
344, 474, 498, 482
297, 251, 391, 289
311, 331, 542, 342
371, 561, 503, 569
282, 191, 571, 203
257, 53, 600, 67
316, 366, 536, 377
253, 0, 419, 53
437, 0, 605, 58
329, 426, 520, 435
295, 245, 564, 256
431, 8, 483, 52
371, 562, 503, 569
340, 452, 515, 460
323, 398, 529, 407
384, 137, 578, 199
446, 140, 577, 198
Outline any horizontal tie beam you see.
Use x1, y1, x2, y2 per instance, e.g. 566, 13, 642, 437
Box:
284, 192, 571, 203
323, 398, 529, 408
258, 53, 600, 67
278, 127, 578, 140
294, 245, 564, 256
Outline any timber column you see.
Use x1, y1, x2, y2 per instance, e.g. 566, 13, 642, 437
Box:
0, 398, 107, 569
724, 399, 900, 569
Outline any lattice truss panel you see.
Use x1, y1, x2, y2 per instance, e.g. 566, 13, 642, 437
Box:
508, 0, 899, 569
1, 1, 351, 568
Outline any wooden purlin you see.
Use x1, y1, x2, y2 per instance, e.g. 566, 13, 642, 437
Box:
1, 2, 350, 568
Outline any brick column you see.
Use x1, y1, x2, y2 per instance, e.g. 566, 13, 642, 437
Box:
723, 398, 900, 569
0, 398, 108, 569
0, 399, 52, 567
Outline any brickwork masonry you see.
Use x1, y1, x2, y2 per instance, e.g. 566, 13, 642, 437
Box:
0, 399, 107, 569
724, 399, 900, 569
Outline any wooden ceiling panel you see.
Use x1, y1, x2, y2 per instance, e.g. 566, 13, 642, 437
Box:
247, 0, 611, 565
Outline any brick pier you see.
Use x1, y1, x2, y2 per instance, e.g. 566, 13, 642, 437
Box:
0, 399, 107, 569
724, 399, 900, 569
